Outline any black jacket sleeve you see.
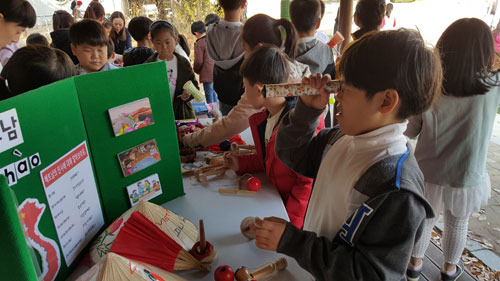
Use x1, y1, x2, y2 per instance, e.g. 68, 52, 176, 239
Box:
276, 99, 342, 178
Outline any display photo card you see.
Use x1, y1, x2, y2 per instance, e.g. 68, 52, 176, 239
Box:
117, 139, 161, 177
108, 98, 154, 137
126, 173, 163, 206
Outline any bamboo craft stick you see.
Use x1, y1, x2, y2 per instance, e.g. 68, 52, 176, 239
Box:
262, 80, 341, 98
218, 189, 256, 195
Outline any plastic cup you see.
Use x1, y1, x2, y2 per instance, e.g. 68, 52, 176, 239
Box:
328, 31, 345, 48
183, 81, 205, 102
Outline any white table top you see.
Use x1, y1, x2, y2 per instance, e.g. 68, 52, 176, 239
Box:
161, 171, 314, 281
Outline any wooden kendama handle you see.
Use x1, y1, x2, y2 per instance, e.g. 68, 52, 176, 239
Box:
200, 166, 227, 176
218, 189, 256, 195
250, 258, 288, 280
199, 219, 206, 253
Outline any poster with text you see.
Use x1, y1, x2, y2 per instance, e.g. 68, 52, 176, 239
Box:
40, 141, 104, 266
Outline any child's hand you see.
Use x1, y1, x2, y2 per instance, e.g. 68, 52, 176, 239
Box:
300, 73, 332, 110
252, 216, 288, 251
180, 90, 191, 101
223, 152, 239, 171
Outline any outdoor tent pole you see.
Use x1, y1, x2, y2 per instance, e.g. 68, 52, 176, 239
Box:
338, 0, 353, 54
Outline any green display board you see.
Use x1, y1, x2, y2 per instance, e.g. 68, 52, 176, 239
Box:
0, 62, 184, 281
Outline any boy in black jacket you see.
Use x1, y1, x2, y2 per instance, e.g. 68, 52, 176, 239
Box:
252, 29, 442, 281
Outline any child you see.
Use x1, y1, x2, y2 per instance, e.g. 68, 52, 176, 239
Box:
123, 47, 154, 67
83, 1, 105, 24
0, 45, 77, 100
128, 16, 153, 49
0, 0, 36, 50
252, 29, 442, 280
51, 10, 78, 64
289, 0, 334, 76
206, 0, 247, 115
204, 13, 220, 26
314, 0, 329, 44
145, 20, 197, 120
109, 11, 132, 55
191, 20, 217, 104
224, 45, 322, 228
102, 19, 112, 37
406, 18, 499, 281
70, 19, 120, 74
26, 33, 49, 47
381, 3, 396, 30
182, 14, 311, 148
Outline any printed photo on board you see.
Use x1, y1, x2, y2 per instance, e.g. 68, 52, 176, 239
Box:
108, 98, 154, 137
117, 139, 161, 177
126, 173, 163, 206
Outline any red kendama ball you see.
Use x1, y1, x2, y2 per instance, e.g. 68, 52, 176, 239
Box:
246, 177, 261, 192
214, 265, 234, 281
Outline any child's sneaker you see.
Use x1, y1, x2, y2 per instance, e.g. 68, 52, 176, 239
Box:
440, 265, 463, 281
406, 267, 422, 281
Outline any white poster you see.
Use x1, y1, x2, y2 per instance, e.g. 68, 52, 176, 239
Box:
40, 141, 104, 266
0, 108, 24, 154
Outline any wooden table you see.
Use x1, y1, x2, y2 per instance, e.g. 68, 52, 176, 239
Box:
161, 171, 314, 281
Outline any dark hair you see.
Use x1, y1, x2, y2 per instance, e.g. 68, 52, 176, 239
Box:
385, 3, 393, 18
53, 10, 74, 30
437, 18, 498, 97
107, 39, 114, 59
109, 11, 126, 41
102, 18, 112, 29
0, 0, 36, 28
320, 0, 325, 19
128, 16, 152, 42
83, 2, 105, 22
339, 29, 442, 119
123, 47, 155, 67
355, 0, 386, 29
219, 0, 245, 11
150, 20, 177, 40
240, 44, 290, 86
26, 33, 49, 47
69, 19, 108, 47
1, 45, 77, 97
242, 14, 298, 59
178, 33, 190, 56
290, 0, 320, 33
71, 0, 77, 10
191, 21, 206, 35
204, 13, 220, 26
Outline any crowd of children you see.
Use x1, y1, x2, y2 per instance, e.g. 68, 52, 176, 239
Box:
0, 0, 499, 280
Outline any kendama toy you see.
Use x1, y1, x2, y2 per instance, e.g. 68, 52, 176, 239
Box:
240, 216, 256, 240
235, 258, 288, 281
230, 142, 256, 155
190, 219, 217, 264
196, 166, 227, 182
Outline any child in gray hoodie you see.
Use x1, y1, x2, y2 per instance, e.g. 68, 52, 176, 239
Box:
206, 0, 246, 115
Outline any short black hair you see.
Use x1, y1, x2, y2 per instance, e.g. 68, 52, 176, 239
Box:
339, 29, 442, 119
128, 16, 152, 42
26, 33, 49, 47
69, 19, 108, 47
107, 39, 114, 59
355, 0, 386, 29
1, 45, 77, 97
320, 0, 325, 19
240, 44, 290, 86
219, 0, 245, 11
437, 18, 499, 97
0, 0, 36, 28
150, 20, 177, 40
204, 13, 220, 26
123, 47, 155, 67
191, 21, 206, 35
289, 0, 321, 33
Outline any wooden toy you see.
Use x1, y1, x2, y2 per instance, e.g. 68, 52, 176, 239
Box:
189, 220, 217, 264
245, 177, 261, 191
240, 216, 256, 240
197, 166, 227, 182
218, 189, 256, 195
214, 265, 235, 281
235, 258, 288, 281
230, 142, 256, 154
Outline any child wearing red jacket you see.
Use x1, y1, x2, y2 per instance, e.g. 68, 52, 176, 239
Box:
224, 45, 324, 228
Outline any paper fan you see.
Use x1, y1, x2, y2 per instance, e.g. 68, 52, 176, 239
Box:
76, 252, 187, 281
109, 211, 210, 272
90, 202, 198, 264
